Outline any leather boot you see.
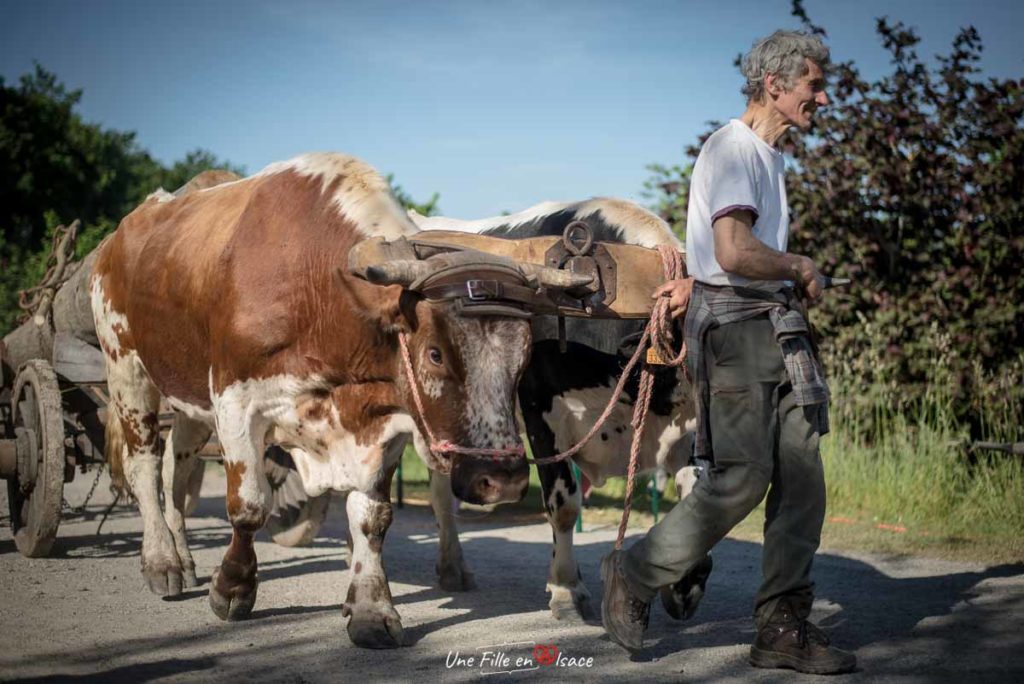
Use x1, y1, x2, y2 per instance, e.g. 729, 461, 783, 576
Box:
750, 600, 856, 674
600, 551, 650, 651
659, 554, 713, 620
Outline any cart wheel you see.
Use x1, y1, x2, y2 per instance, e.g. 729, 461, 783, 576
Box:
7, 360, 65, 557
263, 446, 330, 547
266, 491, 331, 547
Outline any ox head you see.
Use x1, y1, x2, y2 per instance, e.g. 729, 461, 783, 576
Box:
354, 244, 591, 505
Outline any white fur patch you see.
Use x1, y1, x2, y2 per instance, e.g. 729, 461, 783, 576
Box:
213, 373, 421, 497
457, 318, 530, 449
675, 464, 701, 500
146, 188, 175, 203
421, 375, 444, 401
256, 152, 417, 240
409, 197, 680, 250
543, 385, 690, 487
90, 276, 130, 357
576, 198, 681, 249
288, 414, 415, 496
166, 395, 216, 427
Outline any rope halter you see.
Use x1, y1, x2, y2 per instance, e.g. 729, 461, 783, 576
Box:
398, 331, 526, 474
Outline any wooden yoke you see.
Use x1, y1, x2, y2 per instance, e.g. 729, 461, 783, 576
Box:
350, 228, 686, 320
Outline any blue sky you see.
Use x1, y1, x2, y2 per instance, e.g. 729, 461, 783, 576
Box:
2, 0, 1021, 218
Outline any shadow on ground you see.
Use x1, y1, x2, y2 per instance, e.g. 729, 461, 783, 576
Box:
2, 487, 1022, 682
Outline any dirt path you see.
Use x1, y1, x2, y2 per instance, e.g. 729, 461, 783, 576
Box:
2, 467, 1022, 683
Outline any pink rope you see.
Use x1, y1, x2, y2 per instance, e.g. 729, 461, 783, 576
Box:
397, 242, 688, 545
612, 244, 687, 549
399, 332, 526, 474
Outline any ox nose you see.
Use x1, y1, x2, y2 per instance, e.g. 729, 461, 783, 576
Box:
451, 458, 530, 506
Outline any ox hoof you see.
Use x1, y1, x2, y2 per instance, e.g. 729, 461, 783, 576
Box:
547, 582, 594, 622
142, 561, 185, 597
437, 563, 477, 592
660, 554, 713, 621
183, 565, 199, 589
209, 567, 259, 621
342, 604, 405, 649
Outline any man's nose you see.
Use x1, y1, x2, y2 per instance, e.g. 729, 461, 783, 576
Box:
816, 90, 829, 107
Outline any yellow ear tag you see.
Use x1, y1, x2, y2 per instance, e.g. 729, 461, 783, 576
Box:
646, 346, 668, 366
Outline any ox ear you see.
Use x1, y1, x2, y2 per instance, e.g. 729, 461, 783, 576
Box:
360, 283, 422, 334
335, 268, 421, 333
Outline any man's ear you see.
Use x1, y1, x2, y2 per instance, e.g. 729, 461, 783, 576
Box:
764, 72, 782, 99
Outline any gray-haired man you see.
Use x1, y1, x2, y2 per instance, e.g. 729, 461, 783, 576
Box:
601, 30, 856, 675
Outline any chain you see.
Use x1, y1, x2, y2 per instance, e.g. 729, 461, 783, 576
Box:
61, 464, 105, 517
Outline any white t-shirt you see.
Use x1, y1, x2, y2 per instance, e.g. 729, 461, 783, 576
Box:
685, 119, 789, 288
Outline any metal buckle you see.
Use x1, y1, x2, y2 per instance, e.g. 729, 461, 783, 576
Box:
465, 279, 490, 301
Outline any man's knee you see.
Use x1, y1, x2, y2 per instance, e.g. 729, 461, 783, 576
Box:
698, 462, 771, 524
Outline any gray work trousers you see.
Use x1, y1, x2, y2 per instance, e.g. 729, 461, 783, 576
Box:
620, 314, 826, 628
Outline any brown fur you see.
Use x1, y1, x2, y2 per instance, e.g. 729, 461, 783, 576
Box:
91, 155, 528, 515
214, 529, 257, 596
174, 169, 242, 195
224, 461, 247, 520
92, 168, 404, 406
93, 164, 469, 447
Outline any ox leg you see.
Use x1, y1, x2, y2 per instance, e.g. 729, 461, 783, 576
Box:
208, 412, 270, 621
160, 413, 212, 588
342, 463, 404, 649
107, 354, 187, 596
537, 459, 594, 621
183, 452, 206, 518
429, 470, 476, 591
520, 391, 593, 621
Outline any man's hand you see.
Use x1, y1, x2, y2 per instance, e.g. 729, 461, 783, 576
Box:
653, 278, 694, 318
792, 255, 825, 302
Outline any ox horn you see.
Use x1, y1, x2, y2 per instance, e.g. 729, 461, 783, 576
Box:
519, 263, 595, 291
364, 260, 435, 287
418, 248, 595, 291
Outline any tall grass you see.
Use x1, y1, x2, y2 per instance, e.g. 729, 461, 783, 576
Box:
822, 323, 1024, 553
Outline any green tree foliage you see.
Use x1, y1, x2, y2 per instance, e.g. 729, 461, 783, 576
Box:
0, 64, 245, 330
387, 174, 441, 217
645, 4, 1023, 418
1, 64, 443, 335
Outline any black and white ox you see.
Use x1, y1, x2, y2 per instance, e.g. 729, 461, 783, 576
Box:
90, 153, 585, 648
410, 198, 711, 621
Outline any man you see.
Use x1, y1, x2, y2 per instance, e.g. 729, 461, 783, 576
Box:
601, 30, 856, 675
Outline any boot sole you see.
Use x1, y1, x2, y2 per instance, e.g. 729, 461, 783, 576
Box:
600, 554, 643, 652
750, 646, 856, 675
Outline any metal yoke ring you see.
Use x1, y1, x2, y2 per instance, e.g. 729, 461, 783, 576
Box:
562, 220, 594, 257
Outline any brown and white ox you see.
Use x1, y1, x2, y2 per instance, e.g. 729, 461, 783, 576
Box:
89, 153, 552, 648
410, 199, 713, 622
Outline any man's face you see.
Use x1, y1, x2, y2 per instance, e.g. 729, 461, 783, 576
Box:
772, 58, 828, 130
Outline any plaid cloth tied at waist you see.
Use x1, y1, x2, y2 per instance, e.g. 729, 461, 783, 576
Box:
684, 281, 830, 460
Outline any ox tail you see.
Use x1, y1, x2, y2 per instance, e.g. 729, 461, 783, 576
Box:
104, 404, 131, 498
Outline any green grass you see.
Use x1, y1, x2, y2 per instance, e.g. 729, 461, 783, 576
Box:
816, 414, 1024, 562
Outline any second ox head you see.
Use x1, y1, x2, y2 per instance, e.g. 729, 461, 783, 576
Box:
361, 249, 590, 506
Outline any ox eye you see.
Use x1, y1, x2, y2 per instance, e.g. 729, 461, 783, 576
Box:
428, 347, 444, 366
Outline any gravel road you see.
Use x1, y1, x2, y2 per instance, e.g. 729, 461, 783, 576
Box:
2, 467, 1022, 683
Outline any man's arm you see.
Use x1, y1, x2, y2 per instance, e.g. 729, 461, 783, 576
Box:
713, 209, 824, 299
